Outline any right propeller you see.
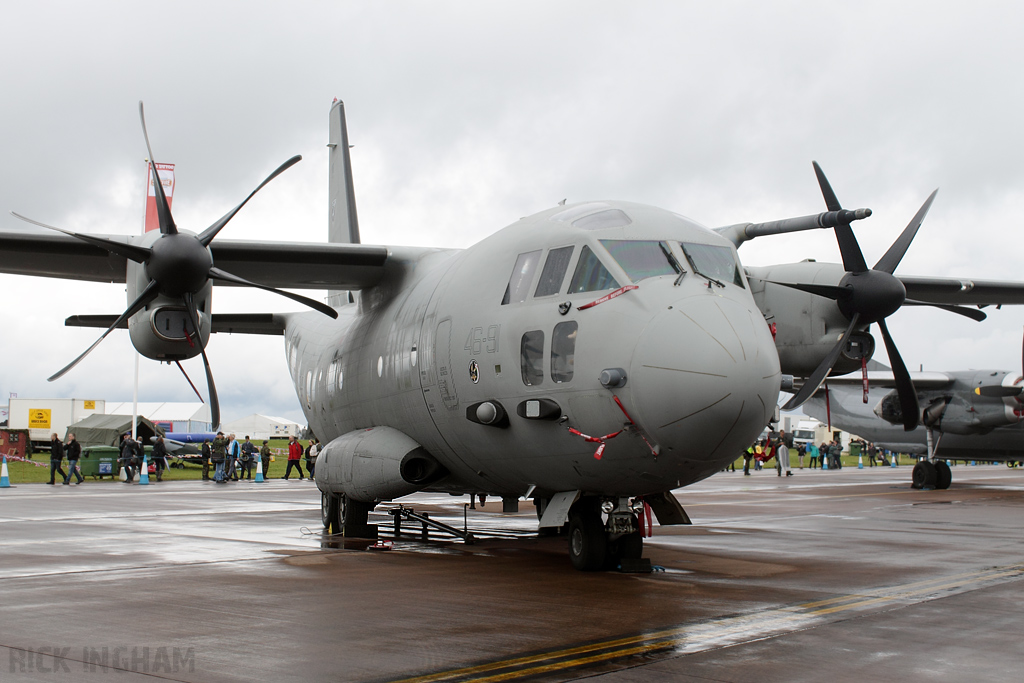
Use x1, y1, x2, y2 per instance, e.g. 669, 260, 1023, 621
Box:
13, 102, 339, 430
777, 162, 942, 430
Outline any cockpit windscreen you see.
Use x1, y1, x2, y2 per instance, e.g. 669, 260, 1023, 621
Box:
600, 240, 679, 283
679, 242, 746, 288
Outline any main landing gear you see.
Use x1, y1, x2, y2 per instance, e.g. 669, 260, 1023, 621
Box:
321, 491, 377, 538
567, 497, 645, 572
912, 427, 951, 490
911, 460, 951, 490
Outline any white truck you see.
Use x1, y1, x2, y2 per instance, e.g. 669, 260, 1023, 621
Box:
792, 419, 830, 450
8, 398, 105, 451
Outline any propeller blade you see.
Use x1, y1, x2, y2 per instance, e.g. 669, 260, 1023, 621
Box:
183, 293, 220, 431
208, 267, 338, 319
903, 299, 986, 322
48, 280, 160, 381
873, 190, 938, 274
975, 385, 1024, 398
812, 161, 868, 274
139, 101, 177, 235
877, 318, 919, 431
198, 155, 302, 247
765, 280, 847, 301
783, 313, 861, 411
11, 212, 152, 263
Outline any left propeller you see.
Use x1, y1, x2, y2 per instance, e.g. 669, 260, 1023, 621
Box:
774, 162, 936, 430
12, 101, 338, 430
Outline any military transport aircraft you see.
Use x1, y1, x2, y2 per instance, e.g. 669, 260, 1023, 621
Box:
3, 100, 1024, 571
803, 360, 1024, 489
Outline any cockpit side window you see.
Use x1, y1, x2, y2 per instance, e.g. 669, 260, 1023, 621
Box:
501, 250, 542, 305
679, 242, 746, 288
567, 245, 620, 293
550, 321, 577, 383
520, 330, 545, 386
600, 240, 680, 283
534, 246, 574, 297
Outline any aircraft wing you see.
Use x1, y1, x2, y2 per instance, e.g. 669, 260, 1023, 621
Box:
0, 230, 390, 289
899, 276, 1024, 306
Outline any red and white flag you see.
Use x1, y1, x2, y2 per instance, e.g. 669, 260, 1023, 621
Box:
144, 162, 175, 233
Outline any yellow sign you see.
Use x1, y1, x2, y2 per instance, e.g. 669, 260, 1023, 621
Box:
84, 400, 96, 410
29, 409, 51, 430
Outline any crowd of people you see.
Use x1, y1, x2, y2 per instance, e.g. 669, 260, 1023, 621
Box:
40, 431, 320, 485
739, 434, 895, 475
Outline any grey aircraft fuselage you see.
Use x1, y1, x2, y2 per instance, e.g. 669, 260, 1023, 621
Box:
286, 200, 781, 500
803, 374, 1024, 460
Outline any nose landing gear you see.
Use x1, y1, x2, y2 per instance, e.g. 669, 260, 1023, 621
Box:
567, 497, 648, 572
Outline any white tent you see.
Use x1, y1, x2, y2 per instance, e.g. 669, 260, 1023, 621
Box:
104, 402, 211, 433
221, 414, 302, 441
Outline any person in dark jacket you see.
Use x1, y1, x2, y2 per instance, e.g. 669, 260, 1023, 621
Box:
48, 433, 66, 485
201, 439, 212, 480
239, 436, 257, 480
152, 437, 168, 481
120, 434, 137, 482
260, 440, 272, 479
211, 432, 228, 483
63, 432, 84, 485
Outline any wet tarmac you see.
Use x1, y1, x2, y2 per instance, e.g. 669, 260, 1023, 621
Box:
1, 465, 1022, 682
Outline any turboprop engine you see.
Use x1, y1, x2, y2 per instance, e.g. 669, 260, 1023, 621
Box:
314, 426, 448, 503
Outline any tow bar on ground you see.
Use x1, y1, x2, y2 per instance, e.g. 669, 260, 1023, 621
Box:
387, 504, 477, 544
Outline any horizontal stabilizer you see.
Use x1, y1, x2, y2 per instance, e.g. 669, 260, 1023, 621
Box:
65, 313, 287, 336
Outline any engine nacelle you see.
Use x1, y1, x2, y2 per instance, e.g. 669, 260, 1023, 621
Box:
314, 426, 448, 503
125, 260, 212, 361
746, 261, 872, 377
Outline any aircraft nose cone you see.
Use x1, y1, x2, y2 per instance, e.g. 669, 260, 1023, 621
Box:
630, 296, 780, 461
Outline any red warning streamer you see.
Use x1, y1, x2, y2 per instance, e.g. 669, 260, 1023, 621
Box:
577, 285, 638, 311
861, 357, 869, 404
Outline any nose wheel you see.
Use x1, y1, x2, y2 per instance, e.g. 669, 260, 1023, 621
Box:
567, 498, 645, 571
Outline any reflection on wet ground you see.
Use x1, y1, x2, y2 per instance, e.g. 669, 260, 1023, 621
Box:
1, 467, 1023, 681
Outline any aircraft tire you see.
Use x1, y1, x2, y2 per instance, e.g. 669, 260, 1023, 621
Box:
322, 491, 340, 531
934, 461, 952, 490
912, 461, 937, 489
568, 508, 607, 571
340, 496, 374, 538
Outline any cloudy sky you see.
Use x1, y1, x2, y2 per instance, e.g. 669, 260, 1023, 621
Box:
2, 2, 1023, 426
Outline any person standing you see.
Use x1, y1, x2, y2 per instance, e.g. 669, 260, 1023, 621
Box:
284, 435, 305, 480
226, 434, 240, 481
152, 437, 168, 481
260, 440, 272, 479
120, 434, 137, 483
807, 441, 819, 469
307, 439, 320, 478
48, 433, 67, 485
64, 432, 84, 485
240, 436, 256, 480
201, 439, 212, 481
867, 442, 878, 467
778, 430, 793, 477
743, 446, 753, 476
211, 432, 228, 483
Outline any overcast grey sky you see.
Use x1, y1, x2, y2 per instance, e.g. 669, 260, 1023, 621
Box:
2, 2, 1023, 425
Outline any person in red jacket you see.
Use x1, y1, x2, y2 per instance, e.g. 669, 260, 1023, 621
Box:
283, 435, 305, 480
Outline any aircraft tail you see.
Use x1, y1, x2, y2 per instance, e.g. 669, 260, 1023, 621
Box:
327, 99, 360, 306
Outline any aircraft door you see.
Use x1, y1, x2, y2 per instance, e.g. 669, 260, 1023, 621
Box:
434, 317, 459, 410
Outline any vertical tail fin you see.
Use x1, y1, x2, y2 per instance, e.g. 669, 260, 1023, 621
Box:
327, 99, 360, 306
